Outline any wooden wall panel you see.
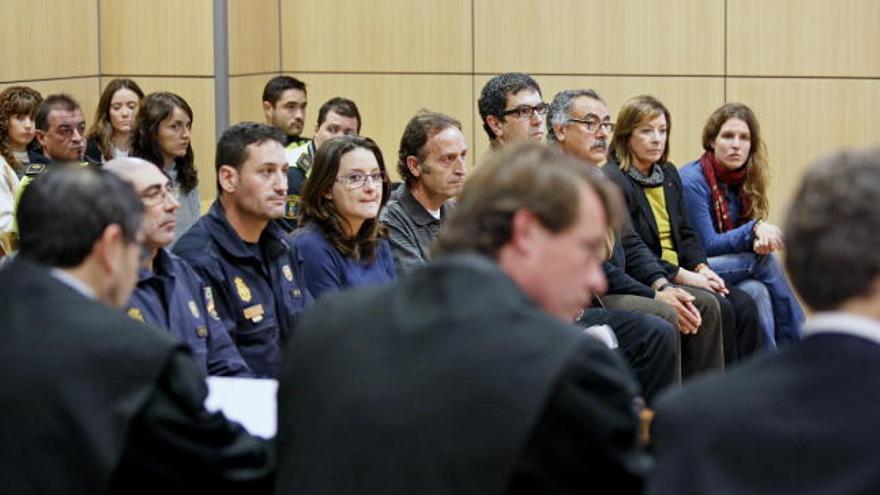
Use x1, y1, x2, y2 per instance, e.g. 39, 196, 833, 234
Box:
132, 77, 217, 210
100, 0, 214, 76
229, 74, 279, 126
472, 75, 724, 166
0, 78, 101, 130
0, 0, 98, 82
727, 78, 880, 224
474, 0, 725, 75
728, 0, 880, 77
281, 0, 472, 73
228, 0, 280, 75
297, 74, 474, 181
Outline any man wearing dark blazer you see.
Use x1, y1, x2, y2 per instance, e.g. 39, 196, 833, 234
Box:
276, 143, 651, 494
0, 167, 273, 494
648, 148, 880, 494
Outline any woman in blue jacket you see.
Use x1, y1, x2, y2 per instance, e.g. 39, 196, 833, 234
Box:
292, 135, 396, 299
680, 103, 803, 347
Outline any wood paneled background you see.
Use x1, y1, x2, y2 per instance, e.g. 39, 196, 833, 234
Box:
2, 0, 878, 221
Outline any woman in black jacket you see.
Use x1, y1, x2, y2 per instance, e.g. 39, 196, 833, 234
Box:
603, 95, 763, 364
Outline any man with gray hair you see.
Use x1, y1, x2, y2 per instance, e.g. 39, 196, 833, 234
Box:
648, 148, 880, 494
106, 157, 251, 377
549, 89, 725, 379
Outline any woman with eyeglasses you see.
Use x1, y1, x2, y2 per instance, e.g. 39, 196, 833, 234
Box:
292, 135, 396, 299
85, 78, 144, 163
603, 95, 764, 365
131, 92, 199, 241
680, 103, 803, 348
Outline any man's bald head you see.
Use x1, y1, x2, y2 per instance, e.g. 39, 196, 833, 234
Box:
105, 157, 180, 250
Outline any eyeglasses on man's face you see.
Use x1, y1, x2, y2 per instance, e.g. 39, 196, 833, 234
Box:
335, 171, 385, 189
567, 118, 615, 133
139, 182, 175, 207
502, 103, 549, 120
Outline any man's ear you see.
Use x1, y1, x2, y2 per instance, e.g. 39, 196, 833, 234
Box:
405, 155, 422, 178
93, 224, 125, 274
508, 209, 545, 256
35, 129, 48, 149
218, 165, 238, 194
553, 122, 567, 142
262, 101, 273, 122
486, 116, 503, 140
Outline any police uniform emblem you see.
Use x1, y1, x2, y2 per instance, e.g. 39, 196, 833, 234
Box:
285, 195, 300, 220
204, 287, 220, 320
234, 276, 252, 302
188, 300, 200, 319
196, 326, 209, 338
127, 307, 145, 322
282, 264, 293, 282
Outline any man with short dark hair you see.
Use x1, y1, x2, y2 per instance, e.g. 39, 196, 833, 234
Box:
380, 110, 467, 274
280, 96, 362, 230
478, 72, 547, 148
262, 75, 308, 148
0, 167, 272, 493
174, 122, 312, 378
276, 143, 650, 494
648, 148, 880, 494
106, 157, 251, 377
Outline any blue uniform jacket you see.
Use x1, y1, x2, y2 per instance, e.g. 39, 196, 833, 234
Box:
124, 248, 251, 377
173, 200, 313, 378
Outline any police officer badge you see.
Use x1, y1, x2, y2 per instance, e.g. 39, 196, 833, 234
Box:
127, 307, 145, 322
234, 276, 252, 302
188, 300, 200, 319
282, 264, 293, 282
204, 287, 221, 320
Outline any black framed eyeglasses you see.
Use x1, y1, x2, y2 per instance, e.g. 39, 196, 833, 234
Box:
502, 103, 549, 120
567, 118, 615, 133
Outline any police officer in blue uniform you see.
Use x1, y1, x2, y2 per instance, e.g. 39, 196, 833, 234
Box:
106, 157, 251, 377
174, 122, 312, 378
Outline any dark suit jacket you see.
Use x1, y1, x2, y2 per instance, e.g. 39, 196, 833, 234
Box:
604, 222, 669, 297
604, 160, 708, 278
0, 259, 273, 494
276, 254, 651, 495
648, 332, 880, 495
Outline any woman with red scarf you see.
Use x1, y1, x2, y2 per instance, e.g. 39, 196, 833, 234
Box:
681, 103, 803, 348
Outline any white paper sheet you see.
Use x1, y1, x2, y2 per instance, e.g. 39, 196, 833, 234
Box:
205, 377, 278, 438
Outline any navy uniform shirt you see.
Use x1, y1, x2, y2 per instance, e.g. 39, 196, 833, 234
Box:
173, 200, 313, 377
124, 248, 251, 377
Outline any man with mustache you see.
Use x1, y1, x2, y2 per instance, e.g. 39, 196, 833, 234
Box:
549, 89, 725, 379
380, 110, 467, 274
174, 123, 312, 378
106, 157, 251, 377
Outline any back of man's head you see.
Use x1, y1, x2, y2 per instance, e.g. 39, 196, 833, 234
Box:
397, 110, 462, 185
17, 167, 143, 268
785, 148, 880, 311
215, 122, 286, 195
478, 73, 541, 141
434, 142, 621, 259
34, 93, 81, 132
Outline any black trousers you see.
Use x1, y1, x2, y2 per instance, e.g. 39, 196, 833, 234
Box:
579, 308, 677, 404
716, 286, 764, 365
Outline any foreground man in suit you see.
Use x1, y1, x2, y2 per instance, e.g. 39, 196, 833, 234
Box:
276, 143, 651, 495
0, 167, 272, 493
648, 148, 880, 494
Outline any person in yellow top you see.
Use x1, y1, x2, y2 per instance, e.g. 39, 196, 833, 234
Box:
603, 94, 763, 366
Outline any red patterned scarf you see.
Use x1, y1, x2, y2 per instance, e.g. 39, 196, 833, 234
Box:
699, 150, 751, 232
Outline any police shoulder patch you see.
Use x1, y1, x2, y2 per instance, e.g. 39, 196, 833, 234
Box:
24, 163, 46, 177
203, 287, 220, 320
